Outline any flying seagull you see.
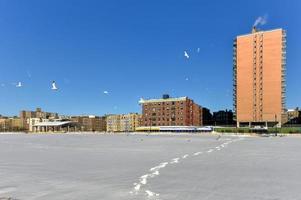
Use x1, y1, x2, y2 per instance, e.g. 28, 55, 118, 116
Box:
184, 51, 189, 59
16, 82, 22, 88
51, 81, 58, 90
103, 90, 109, 94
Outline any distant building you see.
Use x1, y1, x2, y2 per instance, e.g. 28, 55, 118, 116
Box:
286, 108, 301, 125
213, 110, 235, 126
0, 118, 7, 131
135, 126, 213, 132
106, 113, 139, 132
234, 27, 286, 127
32, 121, 78, 132
106, 115, 121, 132
202, 107, 213, 125
20, 108, 59, 130
28, 118, 42, 132
139, 94, 204, 127
120, 113, 140, 132
0, 117, 23, 132
20, 107, 58, 119
71, 115, 106, 132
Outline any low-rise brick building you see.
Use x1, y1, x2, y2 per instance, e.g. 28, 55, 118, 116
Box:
71, 115, 106, 132
139, 95, 205, 127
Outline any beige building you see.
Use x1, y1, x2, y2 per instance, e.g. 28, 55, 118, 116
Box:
0, 117, 23, 132
120, 113, 140, 131
234, 27, 286, 127
106, 113, 139, 132
286, 108, 301, 125
106, 115, 121, 132
28, 118, 51, 132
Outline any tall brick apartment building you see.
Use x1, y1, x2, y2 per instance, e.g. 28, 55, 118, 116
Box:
233, 27, 286, 127
139, 95, 205, 127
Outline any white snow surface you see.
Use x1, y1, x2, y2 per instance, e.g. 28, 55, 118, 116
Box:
1, 133, 301, 200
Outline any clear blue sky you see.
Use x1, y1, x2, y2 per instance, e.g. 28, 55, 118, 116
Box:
0, 0, 300, 116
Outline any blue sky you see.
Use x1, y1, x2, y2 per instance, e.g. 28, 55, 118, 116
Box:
0, 0, 300, 116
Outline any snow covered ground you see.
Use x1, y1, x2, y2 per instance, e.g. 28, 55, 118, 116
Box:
0, 133, 301, 200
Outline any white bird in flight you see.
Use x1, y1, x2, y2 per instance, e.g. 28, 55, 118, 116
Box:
51, 81, 58, 90
103, 91, 109, 94
16, 82, 22, 88
184, 51, 189, 59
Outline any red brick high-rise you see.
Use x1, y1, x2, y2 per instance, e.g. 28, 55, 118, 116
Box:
233, 27, 286, 127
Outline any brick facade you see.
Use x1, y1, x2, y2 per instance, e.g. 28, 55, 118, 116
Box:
139, 96, 203, 127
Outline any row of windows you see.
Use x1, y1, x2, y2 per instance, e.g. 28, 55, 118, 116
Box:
145, 112, 184, 116
148, 123, 184, 126
144, 107, 185, 111
144, 117, 184, 122
144, 101, 185, 107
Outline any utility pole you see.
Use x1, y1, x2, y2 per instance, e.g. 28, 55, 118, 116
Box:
275, 114, 278, 136
149, 118, 152, 133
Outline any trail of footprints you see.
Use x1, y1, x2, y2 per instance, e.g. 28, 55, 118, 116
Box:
130, 137, 244, 199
